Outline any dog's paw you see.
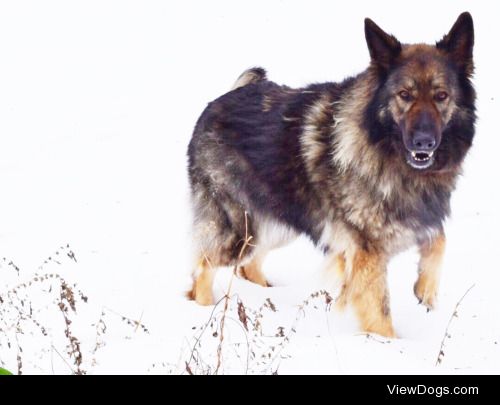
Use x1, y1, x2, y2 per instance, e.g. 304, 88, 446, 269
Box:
414, 274, 438, 311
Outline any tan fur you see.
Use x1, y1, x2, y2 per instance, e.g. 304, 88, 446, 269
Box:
301, 94, 333, 179
414, 233, 446, 309
188, 257, 216, 306
332, 73, 381, 177
262, 95, 273, 112
386, 45, 458, 130
239, 217, 296, 287
338, 248, 395, 337
330, 73, 409, 203
325, 253, 347, 308
241, 255, 268, 287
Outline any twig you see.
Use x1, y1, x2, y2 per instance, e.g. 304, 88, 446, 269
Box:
262, 290, 333, 374
324, 305, 343, 372
215, 211, 253, 374
184, 294, 227, 374
14, 323, 22, 376
51, 343, 55, 375
102, 306, 149, 334
435, 284, 475, 366
51, 344, 76, 374
225, 316, 251, 375
134, 311, 144, 333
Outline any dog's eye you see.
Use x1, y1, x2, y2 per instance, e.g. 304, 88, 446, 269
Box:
434, 91, 449, 102
398, 90, 411, 101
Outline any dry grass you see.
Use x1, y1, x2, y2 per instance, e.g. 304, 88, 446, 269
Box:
435, 284, 475, 366
0, 244, 149, 374
167, 288, 334, 375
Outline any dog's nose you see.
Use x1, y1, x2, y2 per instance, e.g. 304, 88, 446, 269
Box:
412, 131, 436, 151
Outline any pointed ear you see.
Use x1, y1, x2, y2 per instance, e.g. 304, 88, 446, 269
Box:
436, 12, 474, 73
364, 18, 402, 69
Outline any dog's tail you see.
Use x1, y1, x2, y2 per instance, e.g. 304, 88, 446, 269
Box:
231, 67, 267, 90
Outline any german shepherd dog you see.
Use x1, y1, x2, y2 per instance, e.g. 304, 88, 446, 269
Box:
187, 13, 475, 337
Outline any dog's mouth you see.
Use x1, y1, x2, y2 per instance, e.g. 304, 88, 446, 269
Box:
406, 150, 435, 170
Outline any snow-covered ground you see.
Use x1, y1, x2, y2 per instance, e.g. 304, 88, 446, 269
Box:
0, 0, 499, 374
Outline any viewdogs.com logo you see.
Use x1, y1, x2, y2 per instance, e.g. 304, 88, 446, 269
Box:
387, 385, 478, 398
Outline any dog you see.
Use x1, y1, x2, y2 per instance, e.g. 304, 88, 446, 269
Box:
187, 12, 475, 337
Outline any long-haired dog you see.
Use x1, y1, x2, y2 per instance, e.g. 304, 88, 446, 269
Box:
187, 13, 475, 337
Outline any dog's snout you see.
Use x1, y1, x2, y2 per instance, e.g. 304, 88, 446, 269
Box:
412, 131, 437, 151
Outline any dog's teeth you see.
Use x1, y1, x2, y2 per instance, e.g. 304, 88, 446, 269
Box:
410, 151, 433, 162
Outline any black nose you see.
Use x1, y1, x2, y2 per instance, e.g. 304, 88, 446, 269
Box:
412, 131, 436, 151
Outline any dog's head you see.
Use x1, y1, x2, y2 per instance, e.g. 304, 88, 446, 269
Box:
363, 13, 476, 172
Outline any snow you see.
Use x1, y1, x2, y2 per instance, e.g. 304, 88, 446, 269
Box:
0, 0, 499, 374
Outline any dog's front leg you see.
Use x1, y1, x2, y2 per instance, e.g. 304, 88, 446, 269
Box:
338, 248, 395, 338
414, 233, 446, 310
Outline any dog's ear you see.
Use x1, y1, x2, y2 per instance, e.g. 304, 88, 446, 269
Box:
436, 12, 474, 74
364, 18, 402, 69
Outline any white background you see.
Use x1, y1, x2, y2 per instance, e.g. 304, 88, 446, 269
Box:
0, 0, 499, 374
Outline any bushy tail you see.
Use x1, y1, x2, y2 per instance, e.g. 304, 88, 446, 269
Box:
231, 67, 267, 90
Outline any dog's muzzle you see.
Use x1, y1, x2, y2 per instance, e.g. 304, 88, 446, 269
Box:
405, 131, 438, 170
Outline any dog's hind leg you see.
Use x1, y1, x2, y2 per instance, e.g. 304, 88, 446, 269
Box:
188, 255, 216, 306
240, 252, 270, 287
239, 218, 297, 287
414, 233, 445, 310
339, 248, 395, 338
188, 184, 256, 305
188, 226, 254, 305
